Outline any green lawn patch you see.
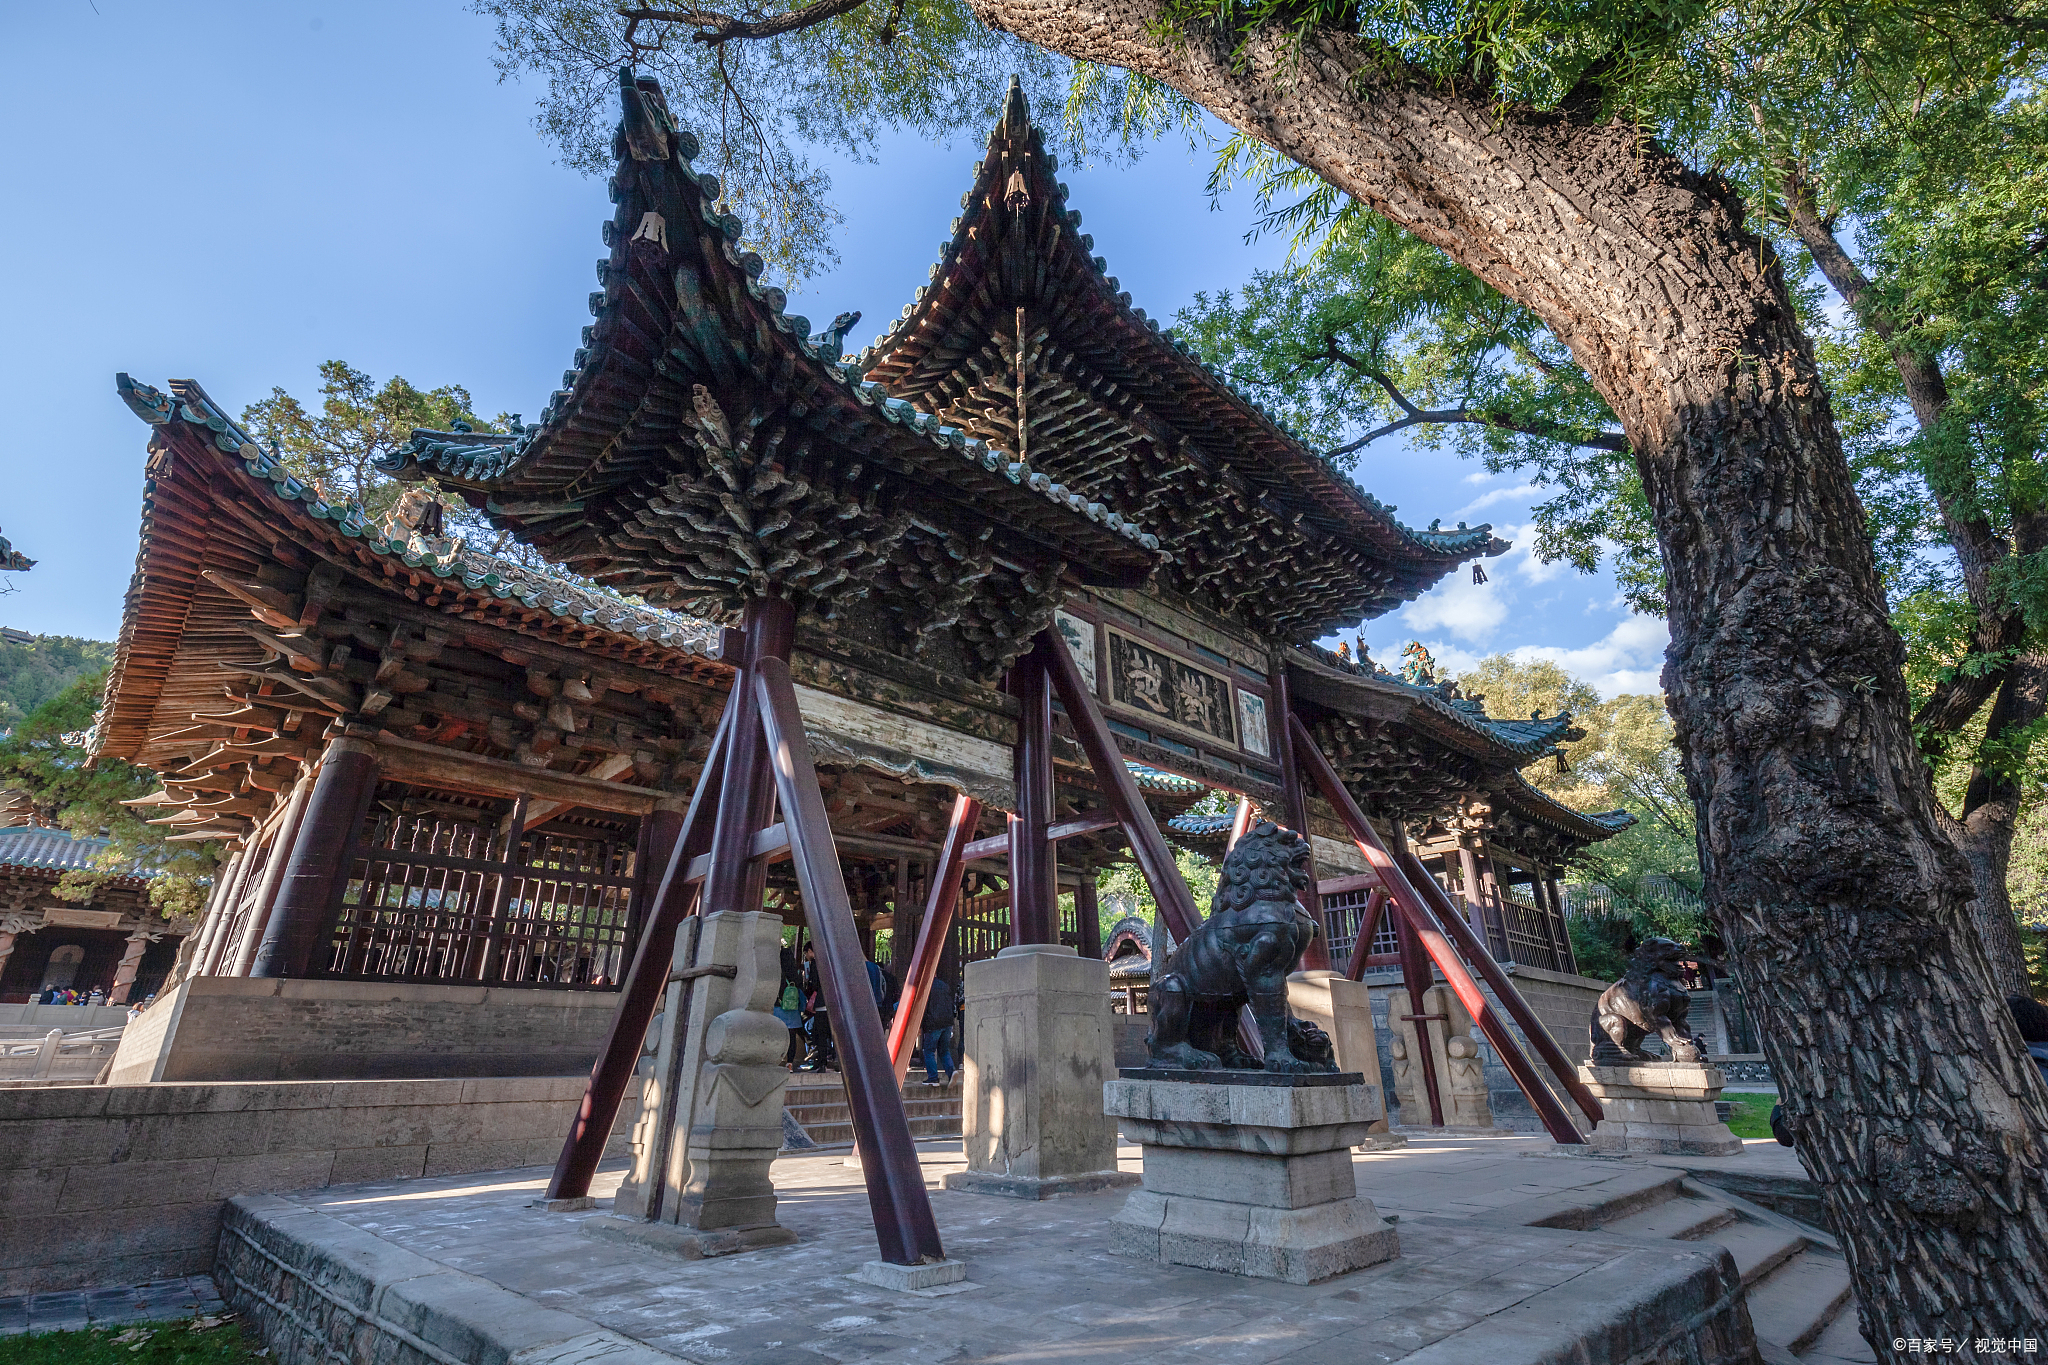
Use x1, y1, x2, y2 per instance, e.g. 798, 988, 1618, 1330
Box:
1722, 1094, 1777, 1141
0, 1316, 262, 1365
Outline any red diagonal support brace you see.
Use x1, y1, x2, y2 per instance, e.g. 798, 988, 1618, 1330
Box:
1392, 845, 1605, 1127
757, 658, 947, 1265
1289, 712, 1593, 1143
1344, 888, 1387, 982
887, 793, 983, 1069
1037, 632, 1264, 1060
548, 702, 734, 1200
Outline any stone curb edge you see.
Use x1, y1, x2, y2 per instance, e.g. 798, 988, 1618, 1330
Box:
214, 1195, 673, 1365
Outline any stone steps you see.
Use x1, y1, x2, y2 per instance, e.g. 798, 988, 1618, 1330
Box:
1803, 1296, 1878, 1362
1742, 1249, 1855, 1356
1597, 1194, 1736, 1242
782, 1071, 963, 1148
1714, 1221, 1810, 1287
1576, 1173, 1856, 1360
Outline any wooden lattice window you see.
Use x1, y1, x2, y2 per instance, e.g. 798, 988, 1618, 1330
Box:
320, 789, 638, 989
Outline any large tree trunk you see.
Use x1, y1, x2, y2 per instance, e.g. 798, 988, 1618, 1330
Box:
968, 0, 2048, 1337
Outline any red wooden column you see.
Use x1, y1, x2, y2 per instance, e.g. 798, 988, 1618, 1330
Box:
1390, 823, 1447, 1126
1269, 667, 1330, 970
1457, 843, 1485, 934
703, 600, 793, 920
1007, 652, 1057, 945
251, 732, 380, 979
1073, 871, 1102, 962
1035, 633, 1202, 942
887, 794, 982, 1068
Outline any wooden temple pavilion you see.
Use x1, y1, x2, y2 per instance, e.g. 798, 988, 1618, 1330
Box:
103, 72, 1631, 1267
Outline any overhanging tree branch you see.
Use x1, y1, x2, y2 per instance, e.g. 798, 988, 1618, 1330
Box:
619, 0, 868, 46
1308, 339, 1627, 458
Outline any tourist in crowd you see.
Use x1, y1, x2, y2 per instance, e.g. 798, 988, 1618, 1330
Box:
864, 951, 888, 1018
2007, 994, 2048, 1085
775, 942, 804, 1068
917, 973, 956, 1087
800, 944, 835, 1071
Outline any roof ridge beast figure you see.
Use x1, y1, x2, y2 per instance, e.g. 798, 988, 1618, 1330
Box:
1147, 820, 1337, 1073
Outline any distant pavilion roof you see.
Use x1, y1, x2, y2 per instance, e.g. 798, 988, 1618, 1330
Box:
0, 826, 153, 883
859, 80, 1506, 641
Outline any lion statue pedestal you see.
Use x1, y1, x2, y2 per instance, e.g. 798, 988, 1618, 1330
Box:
1578, 1061, 1745, 1157
1104, 1071, 1399, 1284
1577, 938, 1743, 1156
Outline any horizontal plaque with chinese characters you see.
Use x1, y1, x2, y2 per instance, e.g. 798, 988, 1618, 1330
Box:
1106, 627, 1236, 748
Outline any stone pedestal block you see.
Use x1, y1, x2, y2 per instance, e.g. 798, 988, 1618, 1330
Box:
945, 944, 1137, 1200
1104, 1074, 1399, 1284
1287, 970, 1400, 1147
1579, 1062, 1744, 1157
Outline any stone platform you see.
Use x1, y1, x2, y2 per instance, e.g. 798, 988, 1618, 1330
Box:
212, 1144, 1763, 1365
1106, 1072, 1397, 1284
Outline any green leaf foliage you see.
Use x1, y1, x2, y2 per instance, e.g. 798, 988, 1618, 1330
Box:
0, 672, 218, 919
0, 633, 114, 731
473, 1, 1198, 288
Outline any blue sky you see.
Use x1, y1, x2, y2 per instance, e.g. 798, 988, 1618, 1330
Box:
0, 0, 1667, 697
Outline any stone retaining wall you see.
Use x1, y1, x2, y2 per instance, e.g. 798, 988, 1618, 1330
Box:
107, 977, 621, 1084
0, 1076, 636, 1296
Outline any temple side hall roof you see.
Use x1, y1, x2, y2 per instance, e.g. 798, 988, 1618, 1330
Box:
860, 79, 1506, 642
102, 377, 729, 832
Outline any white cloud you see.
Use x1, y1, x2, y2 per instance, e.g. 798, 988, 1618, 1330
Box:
1452, 483, 1541, 521
1461, 469, 1496, 486
1401, 574, 1509, 641
1506, 615, 1671, 698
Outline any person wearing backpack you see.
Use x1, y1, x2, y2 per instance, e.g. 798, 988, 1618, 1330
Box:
775, 942, 804, 1069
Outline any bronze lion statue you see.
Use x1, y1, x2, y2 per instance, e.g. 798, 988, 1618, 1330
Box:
1591, 937, 1710, 1064
1146, 820, 1338, 1074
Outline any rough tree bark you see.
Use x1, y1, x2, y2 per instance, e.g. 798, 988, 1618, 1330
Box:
1786, 170, 2039, 998
961, 0, 2048, 1338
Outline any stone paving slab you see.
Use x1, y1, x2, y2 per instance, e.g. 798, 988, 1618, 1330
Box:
0, 1273, 225, 1336
251, 1140, 1758, 1365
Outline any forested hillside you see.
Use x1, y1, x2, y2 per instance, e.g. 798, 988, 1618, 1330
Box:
0, 633, 115, 730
